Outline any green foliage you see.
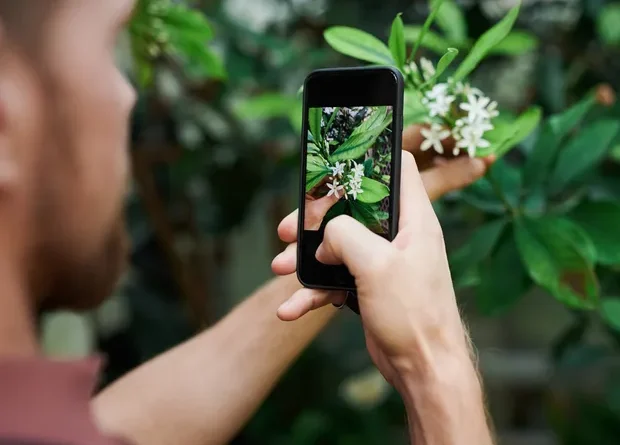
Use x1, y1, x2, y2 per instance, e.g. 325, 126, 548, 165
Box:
357, 177, 390, 204
410, 0, 446, 62
432, 0, 467, 43
598, 3, 620, 45
452, 4, 521, 81
323, 27, 394, 65
601, 298, 620, 332
570, 201, 620, 266
421, 48, 459, 87
388, 14, 406, 70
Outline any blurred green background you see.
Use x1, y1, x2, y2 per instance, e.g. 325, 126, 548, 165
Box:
40, 0, 620, 444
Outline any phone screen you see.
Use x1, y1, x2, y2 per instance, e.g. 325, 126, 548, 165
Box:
298, 68, 403, 290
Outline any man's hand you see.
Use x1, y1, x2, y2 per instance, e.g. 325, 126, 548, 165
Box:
272, 125, 495, 319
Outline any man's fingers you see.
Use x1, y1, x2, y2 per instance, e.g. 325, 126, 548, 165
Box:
304, 194, 340, 231
399, 151, 436, 228
278, 210, 298, 243
271, 243, 297, 276
277, 288, 345, 321
420, 156, 493, 201
315, 215, 392, 275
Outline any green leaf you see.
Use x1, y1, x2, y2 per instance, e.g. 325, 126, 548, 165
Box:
306, 168, 330, 192
325, 107, 341, 133
308, 108, 323, 146
523, 95, 596, 189
601, 298, 620, 332
403, 91, 428, 126
410, 0, 447, 62
476, 228, 531, 316
461, 178, 507, 214
514, 217, 599, 310
330, 132, 381, 162
570, 200, 620, 266
235, 93, 300, 120
453, 4, 521, 81
352, 107, 391, 136
598, 3, 620, 45
403, 26, 452, 54
450, 218, 508, 284
550, 120, 620, 193
357, 177, 390, 204
363, 158, 374, 177
478, 107, 542, 157
423, 48, 459, 86
171, 39, 226, 79
349, 201, 382, 229
488, 159, 522, 208
432, 0, 468, 43
289, 101, 303, 134
324, 27, 394, 65
489, 30, 539, 55
161, 5, 214, 41
389, 14, 406, 69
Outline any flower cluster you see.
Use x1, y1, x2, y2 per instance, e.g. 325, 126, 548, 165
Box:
326, 160, 365, 201
405, 58, 499, 158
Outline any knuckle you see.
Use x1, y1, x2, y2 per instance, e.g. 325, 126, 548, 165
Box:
365, 247, 400, 278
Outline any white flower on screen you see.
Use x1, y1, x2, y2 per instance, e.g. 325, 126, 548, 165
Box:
330, 161, 345, 177
460, 94, 494, 122
420, 57, 436, 79
324, 107, 336, 114
351, 160, 365, 178
347, 181, 364, 200
326, 179, 344, 198
420, 124, 451, 155
456, 125, 491, 158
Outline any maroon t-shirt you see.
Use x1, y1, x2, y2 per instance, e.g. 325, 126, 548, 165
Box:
0, 358, 126, 445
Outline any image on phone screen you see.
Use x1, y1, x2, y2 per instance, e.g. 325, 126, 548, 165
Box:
304, 106, 393, 236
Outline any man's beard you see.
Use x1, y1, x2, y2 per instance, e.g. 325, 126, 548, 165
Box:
40, 218, 129, 312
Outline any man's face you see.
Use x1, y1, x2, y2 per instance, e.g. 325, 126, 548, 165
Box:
2, 0, 137, 310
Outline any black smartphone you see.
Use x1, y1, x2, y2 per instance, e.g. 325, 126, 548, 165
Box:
297, 66, 404, 291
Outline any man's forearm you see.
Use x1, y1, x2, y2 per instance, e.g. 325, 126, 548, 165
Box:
93, 274, 337, 445
397, 341, 494, 445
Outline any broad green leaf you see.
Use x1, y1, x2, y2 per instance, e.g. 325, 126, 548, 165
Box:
307, 155, 327, 171
308, 108, 323, 146
172, 39, 226, 79
432, 0, 468, 43
235, 93, 300, 119
453, 4, 520, 81
461, 178, 507, 214
330, 132, 381, 162
389, 14, 406, 69
352, 107, 391, 136
598, 3, 620, 45
363, 158, 374, 177
403, 91, 428, 126
476, 228, 531, 316
423, 48, 459, 86
523, 95, 596, 189
161, 5, 214, 41
601, 298, 620, 332
450, 218, 508, 283
514, 217, 599, 309
478, 107, 542, 157
357, 177, 390, 204
324, 27, 394, 65
403, 26, 452, 54
306, 157, 330, 192
349, 201, 382, 229
550, 120, 620, 193
489, 30, 538, 55
488, 159, 521, 207
570, 200, 620, 266
410, 0, 447, 61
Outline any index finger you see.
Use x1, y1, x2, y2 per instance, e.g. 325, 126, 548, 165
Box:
399, 151, 436, 229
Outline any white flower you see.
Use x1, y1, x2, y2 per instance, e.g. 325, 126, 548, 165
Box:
454, 81, 484, 97
348, 181, 364, 200
351, 160, 365, 178
330, 161, 345, 177
425, 83, 450, 100
420, 57, 436, 79
326, 178, 344, 198
486, 100, 499, 119
324, 107, 335, 114
460, 93, 491, 121
420, 124, 451, 155
456, 125, 491, 158
428, 94, 455, 117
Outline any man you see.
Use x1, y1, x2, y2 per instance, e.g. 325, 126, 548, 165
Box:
0, 1, 495, 445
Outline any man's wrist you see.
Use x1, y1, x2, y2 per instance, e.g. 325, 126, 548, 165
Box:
393, 333, 494, 445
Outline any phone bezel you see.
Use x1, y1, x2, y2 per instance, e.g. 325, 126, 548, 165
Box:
297, 66, 404, 291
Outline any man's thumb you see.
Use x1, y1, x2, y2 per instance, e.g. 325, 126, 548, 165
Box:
315, 215, 392, 276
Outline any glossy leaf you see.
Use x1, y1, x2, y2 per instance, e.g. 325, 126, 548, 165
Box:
306, 169, 330, 193
601, 298, 620, 332
515, 217, 599, 310
476, 228, 531, 316
423, 48, 459, 86
410, 0, 446, 61
161, 5, 214, 41
489, 30, 539, 55
235, 93, 300, 119
403, 26, 452, 54
389, 14, 406, 69
550, 120, 620, 193
349, 201, 382, 229
330, 132, 382, 162
477, 107, 542, 157
432, 0, 467, 43
453, 4, 520, 81
357, 177, 390, 204
308, 108, 323, 146
324, 27, 394, 65
570, 200, 620, 266
523, 95, 595, 189
403, 91, 428, 126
